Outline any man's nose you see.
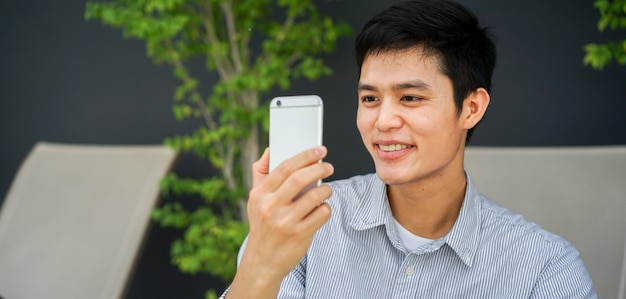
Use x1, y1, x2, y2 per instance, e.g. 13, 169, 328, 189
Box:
375, 101, 402, 131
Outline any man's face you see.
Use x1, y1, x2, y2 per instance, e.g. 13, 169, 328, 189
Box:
356, 49, 467, 186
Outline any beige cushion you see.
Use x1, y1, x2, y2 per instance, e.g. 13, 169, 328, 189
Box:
0, 142, 178, 299
465, 146, 626, 299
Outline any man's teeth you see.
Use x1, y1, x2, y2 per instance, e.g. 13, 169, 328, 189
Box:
379, 144, 410, 152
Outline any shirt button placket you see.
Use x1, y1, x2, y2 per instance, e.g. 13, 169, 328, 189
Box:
405, 265, 415, 276
392, 255, 420, 298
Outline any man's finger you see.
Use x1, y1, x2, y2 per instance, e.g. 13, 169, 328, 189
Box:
252, 147, 270, 186
275, 162, 333, 203
263, 146, 328, 193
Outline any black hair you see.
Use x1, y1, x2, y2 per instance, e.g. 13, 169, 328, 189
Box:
355, 0, 497, 142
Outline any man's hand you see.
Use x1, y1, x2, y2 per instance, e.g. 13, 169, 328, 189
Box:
226, 146, 334, 299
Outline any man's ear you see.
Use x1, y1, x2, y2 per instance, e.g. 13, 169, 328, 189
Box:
461, 87, 490, 129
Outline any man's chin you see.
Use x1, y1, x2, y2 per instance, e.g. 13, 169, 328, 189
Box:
375, 171, 409, 186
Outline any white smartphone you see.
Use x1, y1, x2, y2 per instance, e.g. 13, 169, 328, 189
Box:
269, 95, 324, 193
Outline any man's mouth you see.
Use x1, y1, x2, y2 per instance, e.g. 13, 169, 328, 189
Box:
377, 144, 413, 152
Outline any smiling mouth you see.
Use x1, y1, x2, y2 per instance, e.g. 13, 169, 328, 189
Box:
377, 144, 414, 152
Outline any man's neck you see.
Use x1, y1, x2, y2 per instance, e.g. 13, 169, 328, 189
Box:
387, 169, 467, 240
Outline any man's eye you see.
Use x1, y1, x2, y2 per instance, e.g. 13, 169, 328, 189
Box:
402, 96, 423, 102
361, 96, 377, 102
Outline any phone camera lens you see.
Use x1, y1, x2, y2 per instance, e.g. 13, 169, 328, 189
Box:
276, 100, 282, 107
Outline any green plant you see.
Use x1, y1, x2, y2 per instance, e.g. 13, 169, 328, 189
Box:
84, 0, 350, 297
584, 0, 626, 70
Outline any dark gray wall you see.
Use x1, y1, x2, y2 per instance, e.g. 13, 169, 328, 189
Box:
1, 0, 625, 297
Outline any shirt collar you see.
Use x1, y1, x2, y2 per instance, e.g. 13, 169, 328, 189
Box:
349, 174, 389, 231
444, 173, 482, 267
348, 172, 482, 267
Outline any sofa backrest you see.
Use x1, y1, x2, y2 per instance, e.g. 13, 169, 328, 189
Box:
0, 142, 179, 299
465, 146, 626, 299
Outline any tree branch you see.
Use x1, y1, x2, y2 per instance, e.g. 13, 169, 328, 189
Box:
164, 40, 233, 182
200, 1, 235, 81
220, 0, 244, 73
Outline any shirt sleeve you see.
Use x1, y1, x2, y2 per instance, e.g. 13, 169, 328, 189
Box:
530, 242, 597, 299
218, 287, 229, 299
275, 257, 307, 299
217, 259, 306, 299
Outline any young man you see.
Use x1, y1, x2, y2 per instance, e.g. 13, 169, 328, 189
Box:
223, 0, 596, 298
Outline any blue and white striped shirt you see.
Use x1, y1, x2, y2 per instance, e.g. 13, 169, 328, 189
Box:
228, 173, 596, 298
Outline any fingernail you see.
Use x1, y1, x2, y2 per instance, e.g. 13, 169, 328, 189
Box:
325, 162, 334, 172
315, 146, 327, 157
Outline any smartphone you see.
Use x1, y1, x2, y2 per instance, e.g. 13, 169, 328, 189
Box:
269, 95, 324, 193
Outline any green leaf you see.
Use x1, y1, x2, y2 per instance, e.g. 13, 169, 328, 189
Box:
205, 290, 219, 299
151, 202, 190, 228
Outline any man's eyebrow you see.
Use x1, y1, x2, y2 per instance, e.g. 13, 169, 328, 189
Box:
357, 80, 432, 92
357, 83, 377, 92
393, 80, 431, 91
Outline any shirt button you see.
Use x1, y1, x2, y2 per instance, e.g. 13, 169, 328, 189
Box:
405, 266, 415, 276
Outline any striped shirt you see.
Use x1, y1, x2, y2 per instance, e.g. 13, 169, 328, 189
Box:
225, 173, 596, 298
